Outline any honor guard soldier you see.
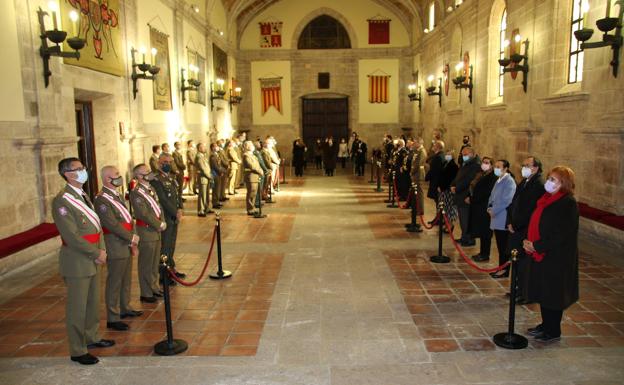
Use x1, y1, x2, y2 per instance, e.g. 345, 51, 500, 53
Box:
393, 139, 410, 200
209, 143, 226, 209
95, 166, 143, 332
151, 153, 185, 281
195, 143, 214, 216
130, 164, 167, 303
409, 138, 428, 231
243, 141, 265, 215
186, 140, 198, 195
52, 158, 115, 365
172, 142, 186, 199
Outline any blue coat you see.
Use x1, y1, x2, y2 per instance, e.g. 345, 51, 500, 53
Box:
488, 173, 516, 230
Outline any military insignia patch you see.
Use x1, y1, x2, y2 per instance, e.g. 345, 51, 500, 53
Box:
135, 198, 141, 204
99, 205, 107, 213
58, 206, 68, 216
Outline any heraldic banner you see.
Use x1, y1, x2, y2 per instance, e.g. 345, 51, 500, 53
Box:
260, 77, 282, 115
368, 75, 390, 103
368, 18, 390, 45
150, 27, 172, 111
260, 21, 283, 48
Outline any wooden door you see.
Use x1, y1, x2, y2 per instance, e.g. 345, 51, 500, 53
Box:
301, 97, 349, 155
75, 101, 98, 200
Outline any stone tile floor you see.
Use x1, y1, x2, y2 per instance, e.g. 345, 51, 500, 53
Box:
0, 168, 622, 384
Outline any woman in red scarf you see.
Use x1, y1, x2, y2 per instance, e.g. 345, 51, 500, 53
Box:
522, 166, 579, 343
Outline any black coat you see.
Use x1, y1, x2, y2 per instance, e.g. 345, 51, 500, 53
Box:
507, 173, 545, 232
527, 194, 579, 310
425, 152, 444, 199
438, 160, 459, 191
468, 172, 497, 238
451, 157, 481, 206
322, 142, 338, 169
354, 141, 367, 164
292, 144, 306, 167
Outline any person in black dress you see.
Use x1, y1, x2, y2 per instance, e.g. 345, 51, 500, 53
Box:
467, 157, 497, 262
322, 137, 338, 176
292, 139, 306, 177
425, 140, 445, 204
314, 139, 323, 169
438, 150, 459, 224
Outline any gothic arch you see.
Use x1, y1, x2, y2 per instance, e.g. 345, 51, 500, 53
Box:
290, 8, 359, 49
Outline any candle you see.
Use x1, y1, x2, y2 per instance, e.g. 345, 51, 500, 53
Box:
69, 10, 79, 37
151, 48, 157, 64
455, 62, 463, 78
140, 47, 146, 64
217, 78, 225, 90
235, 87, 242, 96
503, 39, 510, 58
427, 75, 434, 87
606, 0, 611, 17
48, 1, 58, 30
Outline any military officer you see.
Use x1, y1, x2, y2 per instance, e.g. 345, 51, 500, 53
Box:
151, 153, 185, 280
235, 134, 245, 188
227, 139, 242, 195
52, 157, 114, 365
195, 143, 214, 216
409, 138, 428, 232
149, 145, 161, 173
130, 164, 166, 303
217, 139, 230, 202
209, 143, 226, 209
394, 139, 410, 200
173, 142, 186, 199
95, 166, 143, 332
242, 141, 265, 215
186, 140, 197, 195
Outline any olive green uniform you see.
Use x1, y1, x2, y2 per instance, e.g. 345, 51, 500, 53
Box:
243, 152, 264, 212
217, 148, 229, 200
195, 151, 212, 214
94, 187, 136, 323
52, 185, 104, 357
209, 150, 226, 207
186, 147, 198, 194
151, 171, 183, 268
410, 146, 428, 215
130, 183, 164, 297
173, 149, 186, 197
227, 145, 242, 194
149, 153, 160, 173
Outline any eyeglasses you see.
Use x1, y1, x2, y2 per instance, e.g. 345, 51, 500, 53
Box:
68, 167, 85, 172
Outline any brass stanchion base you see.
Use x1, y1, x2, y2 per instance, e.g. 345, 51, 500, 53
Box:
154, 339, 188, 356
209, 270, 232, 279
493, 332, 528, 349
374, 187, 384, 192
429, 255, 451, 263
253, 213, 267, 219
406, 225, 423, 233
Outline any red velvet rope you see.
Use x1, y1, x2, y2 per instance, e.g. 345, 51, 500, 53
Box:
442, 213, 511, 273
167, 225, 218, 286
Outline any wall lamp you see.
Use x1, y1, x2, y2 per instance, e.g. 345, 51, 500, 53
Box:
229, 87, 242, 112
210, 78, 226, 110
452, 62, 473, 103
425, 75, 442, 107
407, 84, 422, 110
574, 2, 623, 77
180, 65, 201, 105
37, 3, 85, 87
498, 34, 529, 93
130, 47, 160, 99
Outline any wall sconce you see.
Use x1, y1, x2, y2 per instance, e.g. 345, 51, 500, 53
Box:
210, 78, 226, 110
229, 87, 243, 112
181, 65, 201, 105
130, 47, 160, 99
425, 75, 442, 107
574, 2, 623, 77
498, 34, 529, 93
407, 84, 422, 110
452, 62, 473, 103
37, 4, 85, 87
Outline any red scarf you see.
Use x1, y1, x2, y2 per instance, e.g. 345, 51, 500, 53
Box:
527, 190, 566, 262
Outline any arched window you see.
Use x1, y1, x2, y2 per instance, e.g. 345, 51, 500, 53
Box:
568, 0, 588, 83
297, 15, 351, 49
499, 9, 507, 96
428, 2, 436, 31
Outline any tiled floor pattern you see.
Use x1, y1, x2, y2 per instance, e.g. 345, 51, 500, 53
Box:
0, 252, 283, 357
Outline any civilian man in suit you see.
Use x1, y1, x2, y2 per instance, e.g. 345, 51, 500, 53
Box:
52, 158, 114, 365
353, 135, 368, 177
451, 146, 481, 246
95, 166, 143, 332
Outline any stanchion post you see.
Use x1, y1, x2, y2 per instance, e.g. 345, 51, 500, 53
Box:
154, 255, 188, 356
254, 178, 267, 219
387, 171, 397, 208
429, 201, 450, 263
209, 213, 232, 279
375, 162, 383, 192
406, 184, 423, 233
281, 161, 288, 184
493, 249, 529, 349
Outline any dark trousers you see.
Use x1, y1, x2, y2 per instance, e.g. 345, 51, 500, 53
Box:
295, 165, 303, 176
325, 168, 334, 176
355, 161, 365, 176
315, 156, 322, 169
340, 157, 346, 168
479, 229, 493, 257
494, 229, 510, 267
540, 305, 563, 337
160, 220, 178, 269
457, 205, 472, 242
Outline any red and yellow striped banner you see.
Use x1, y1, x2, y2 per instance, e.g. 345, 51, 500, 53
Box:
368, 75, 390, 104
260, 77, 282, 115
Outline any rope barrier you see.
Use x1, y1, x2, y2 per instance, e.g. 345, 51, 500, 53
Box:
441, 213, 511, 273
392, 175, 412, 209
167, 225, 217, 286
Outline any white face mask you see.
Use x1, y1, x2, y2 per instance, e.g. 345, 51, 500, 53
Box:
74, 169, 89, 184
521, 167, 532, 179
544, 179, 560, 194
444, 155, 453, 161
481, 163, 491, 172
494, 168, 502, 177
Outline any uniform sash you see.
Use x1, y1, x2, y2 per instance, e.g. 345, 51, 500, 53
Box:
62, 192, 101, 232
101, 191, 132, 223
136, 186, 161, 218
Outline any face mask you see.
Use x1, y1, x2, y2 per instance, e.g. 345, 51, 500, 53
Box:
74, 169, 88, 184
544, 180, 560, 194
161, 164, 171, 173
141, 172, 155, 181
110, 176, 123, 187
494, 168, 502, 177
521, 167, 532, 179
444, 155, 453, 161
481, 163, 491, 172
463, 139, 469, 144
462, 155, 470, 162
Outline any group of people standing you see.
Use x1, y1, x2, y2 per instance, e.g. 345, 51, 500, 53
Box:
303, 132, 368, 177
383, 132, 580, 344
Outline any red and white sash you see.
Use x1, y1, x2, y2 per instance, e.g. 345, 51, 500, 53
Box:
137, 187, 161, 218
63, 193, 102, 232
101, 192, 132, 223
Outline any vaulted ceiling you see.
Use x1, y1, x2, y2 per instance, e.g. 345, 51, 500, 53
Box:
216, 0, 428, 41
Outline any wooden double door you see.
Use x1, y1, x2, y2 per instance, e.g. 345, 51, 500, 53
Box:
301, 97, 349, 155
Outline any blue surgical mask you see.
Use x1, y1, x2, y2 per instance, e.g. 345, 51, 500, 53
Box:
462, 155, 470, 162
444, 154, 453, 161
544, 180, 559, 194
75, 169, 88, 184
161, 164, 171, 173
494, 168, 502, 177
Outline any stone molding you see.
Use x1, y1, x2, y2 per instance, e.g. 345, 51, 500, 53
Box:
538, 92, 590, 105
13, 136, 80, 149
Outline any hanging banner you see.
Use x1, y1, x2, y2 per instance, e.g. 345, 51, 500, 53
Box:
213, 43, 228, 81
368, 75, 390, 103
260, 77, 282, 115
368, 18, 391, 44
150, 26, 172, 111
260, 21, 283, 48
